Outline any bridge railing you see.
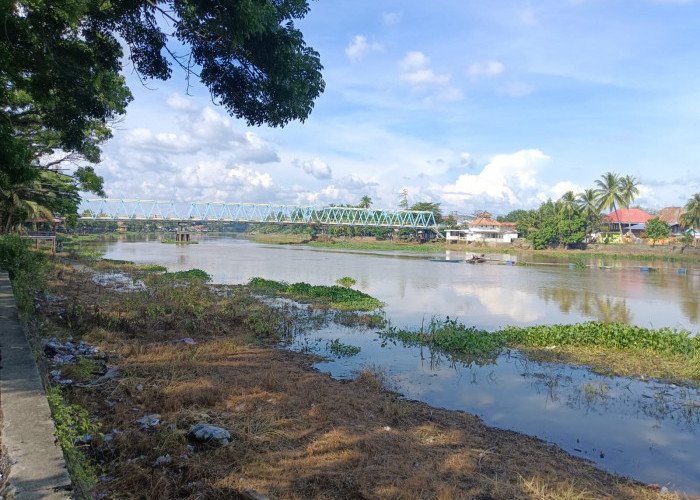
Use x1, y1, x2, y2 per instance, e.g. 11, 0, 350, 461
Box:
77, 199, 439, 231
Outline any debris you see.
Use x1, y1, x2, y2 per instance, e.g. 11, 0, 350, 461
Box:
153, 454, 171, 467
136, 414, 160, 430
136, 383, 143, 391
242, 489, 269, 500
176, 337, 197, 345
187, 424, 231, 446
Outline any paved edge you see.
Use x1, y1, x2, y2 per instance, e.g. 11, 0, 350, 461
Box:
0, 272, 72, 499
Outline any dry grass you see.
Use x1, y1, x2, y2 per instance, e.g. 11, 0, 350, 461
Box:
31, 260, 694, 499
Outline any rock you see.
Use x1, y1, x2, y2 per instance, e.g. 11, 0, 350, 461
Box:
187, 424, 231, 445
136, 414, 160, 430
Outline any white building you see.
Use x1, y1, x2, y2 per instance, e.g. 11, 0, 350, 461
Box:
445, 213, 519, 244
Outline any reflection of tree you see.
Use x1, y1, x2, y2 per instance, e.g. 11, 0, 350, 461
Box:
678, 275, 700, 323
539, 288, 632, 324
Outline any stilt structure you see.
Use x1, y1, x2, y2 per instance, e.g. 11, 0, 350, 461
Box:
176, 223, 190, 242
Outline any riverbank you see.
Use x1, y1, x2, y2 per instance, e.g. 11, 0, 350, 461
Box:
246, 233, 700, 262
20, 257, 692, 498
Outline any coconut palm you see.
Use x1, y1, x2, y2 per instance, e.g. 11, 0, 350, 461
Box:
680, 193, 700, 229
577, 188, 599, 241
595, 172, 624, 235
559, 191, 577, 221
358, 195, 372, 209
619, 175, 640, 234
680, 193, 700, 246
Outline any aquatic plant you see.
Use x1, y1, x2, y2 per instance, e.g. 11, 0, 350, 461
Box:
326, 338, 361, 357
247, 277, 382, 311
335, 276, 357, 288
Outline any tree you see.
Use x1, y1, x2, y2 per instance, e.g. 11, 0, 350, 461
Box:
619, 175, 640, 234
645, 217, 670, 245
1, 0, 324, 232
398, 189, 409, 210
409, 202, 442, 224
595, 172, 624, 236
358, 195, 372, 209
577, 188, 600, 240
680, 193, 700, 230
559, 191, 577, 221
497, 209, 528, 223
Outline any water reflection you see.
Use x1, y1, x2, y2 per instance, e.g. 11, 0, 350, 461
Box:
539, 289, 633, 324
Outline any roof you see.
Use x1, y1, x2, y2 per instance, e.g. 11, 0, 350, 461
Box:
657, 207, 685, 225
602, 208, 653, 224
469, 216, 501, 226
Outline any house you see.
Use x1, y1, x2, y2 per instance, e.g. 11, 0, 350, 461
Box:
657, 207, 686, 236
445, 212, 519, 244
601, 208, 653, 235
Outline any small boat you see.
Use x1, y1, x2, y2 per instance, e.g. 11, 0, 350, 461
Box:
429, 258, 464, 263
466, 254, 486, 264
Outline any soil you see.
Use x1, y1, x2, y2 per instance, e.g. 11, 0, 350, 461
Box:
30, 260, 691, 499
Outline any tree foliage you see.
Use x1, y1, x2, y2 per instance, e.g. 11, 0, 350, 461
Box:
0, 0, 324, 232
409, 202, 442, 223
644, 217, 670, 243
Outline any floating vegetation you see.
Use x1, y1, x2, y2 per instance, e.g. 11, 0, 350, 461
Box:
161, 238, 198, 244
335, 276, 357, 288
247, 277, 382, 311
382, 318, 700, 385
326, 338, 361, 357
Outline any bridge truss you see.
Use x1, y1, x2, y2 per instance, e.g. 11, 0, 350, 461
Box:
77, 199, 439, 232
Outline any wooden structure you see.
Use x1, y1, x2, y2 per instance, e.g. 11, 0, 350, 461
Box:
20, 217, 63, 252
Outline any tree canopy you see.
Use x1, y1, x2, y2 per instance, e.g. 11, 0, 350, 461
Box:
0, 0, 325, 232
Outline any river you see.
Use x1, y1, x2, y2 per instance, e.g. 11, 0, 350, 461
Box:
98, 235, 700, 495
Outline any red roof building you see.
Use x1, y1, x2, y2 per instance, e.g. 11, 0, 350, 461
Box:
602, 208, 653, 225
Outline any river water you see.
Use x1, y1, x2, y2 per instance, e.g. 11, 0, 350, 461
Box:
99, 236, 700, 495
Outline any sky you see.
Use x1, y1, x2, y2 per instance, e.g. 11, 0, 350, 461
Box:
96, 0, 700, 216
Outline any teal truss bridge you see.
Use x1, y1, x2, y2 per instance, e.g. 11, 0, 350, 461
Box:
78, 199, 440, 233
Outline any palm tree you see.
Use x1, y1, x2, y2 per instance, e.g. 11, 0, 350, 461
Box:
619, 175, 640, 235
358, 195, 372, 209
577, 188, 599, 241
680, 193, 700, 229
559, 191, 576, 221
680, 193, 700, 246
595, 172, 624, 236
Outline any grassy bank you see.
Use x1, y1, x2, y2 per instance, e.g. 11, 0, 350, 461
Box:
382, 318, 699, 385
20, 257, 682, 499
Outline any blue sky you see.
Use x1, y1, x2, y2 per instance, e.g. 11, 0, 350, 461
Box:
97, 0, 700, 215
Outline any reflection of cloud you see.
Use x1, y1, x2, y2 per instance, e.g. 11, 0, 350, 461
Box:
453, 284, 542, 322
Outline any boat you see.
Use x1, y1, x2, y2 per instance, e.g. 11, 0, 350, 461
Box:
466, 254, 487, 264
429, 258, 464, 263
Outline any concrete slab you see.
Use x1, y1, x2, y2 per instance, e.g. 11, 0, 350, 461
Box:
0, 272, 72, 499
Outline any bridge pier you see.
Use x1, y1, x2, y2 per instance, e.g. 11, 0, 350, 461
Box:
176, 223, 190, 242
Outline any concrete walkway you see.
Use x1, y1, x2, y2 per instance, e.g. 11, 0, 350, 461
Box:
0, 272, 71, 499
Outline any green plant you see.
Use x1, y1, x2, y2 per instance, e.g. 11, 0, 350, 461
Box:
0, 234, 48, 319
47, 387, 101, 496
336, 276, 357, 288
326, 338, 361, 357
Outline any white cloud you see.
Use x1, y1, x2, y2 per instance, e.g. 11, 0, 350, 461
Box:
382, 12, 401, 25
442, 149, 550, 208
467, 61, 505, 79
165, 93, 199, 113
345, 35, 382, 62
460, 153, 476, 169
293, 158, 332, 179
122, 107, 279, 164
399, 51, 451, 87
549, 181, 584, 200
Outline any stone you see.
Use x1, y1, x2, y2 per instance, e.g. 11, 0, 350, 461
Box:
187, 424, 231, 445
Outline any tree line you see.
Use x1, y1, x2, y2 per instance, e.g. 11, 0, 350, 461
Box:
499, 173, 700, 249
